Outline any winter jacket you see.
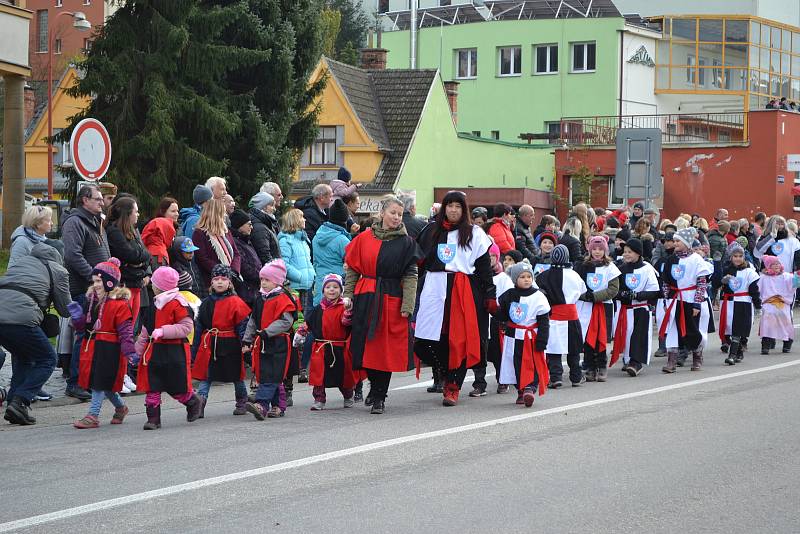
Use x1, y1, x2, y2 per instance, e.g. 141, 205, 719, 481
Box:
191, 228, 241, 290
249, 208, 281, 264
514, 219, 539, 263
633, 232, 655, 263
8, 225, 63, 269
62, 206, 110, 297
178, 205, 202, 237
278, 230, 315, 291
651, 240, 672, 266
141, 217, 176, 267
403, 212, 427, 239
0, 243, 70, 327
168, 239, 202, 296
311, 222, 351, 305
231, 230, 261, 306
486, 218, 515, 254
330, 179, 358, 201
559, 231, 583, 264
293, 196, 328, 244
707, 229, 727, 261
106, 225, 152, 289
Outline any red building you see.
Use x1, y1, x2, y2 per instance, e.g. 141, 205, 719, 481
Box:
554, 110, 799, 221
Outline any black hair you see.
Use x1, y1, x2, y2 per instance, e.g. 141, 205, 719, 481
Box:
431, 190, 473, 249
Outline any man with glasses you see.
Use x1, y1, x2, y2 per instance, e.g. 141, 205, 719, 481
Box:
61, 184, 110, 400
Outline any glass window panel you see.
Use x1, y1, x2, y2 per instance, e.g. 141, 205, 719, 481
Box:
793, 55, 800, 76
749, 45, 760, 69
550, 46, 558, 72
772, 26, 781, 48
783, 29, 791, 51
794, 32, 800, 54
671, 41, 696, 64
761, 47, 770, 70
792, 78, 800, 101
783, 52, 791, 74
698, 58, 707, 86
762, 25, 770, 47
771, 73, 781, 95
656, 66, 670, 89
759, 70, 770, 93
725, 19, 748, 43
586, 43, 596, 70
724, 43, 747, 67
699, 43, 722, 64
656, 39, 670, 65
699, 19, 723, 42
771, 49, 780, 71
672, 66, 692, 88
782, 76, 790, 97
724, 67, 747, 91
750, 21, 760, 45
712, 59, 723, 88
750, 70, 762, 92
672, 18, 697, 40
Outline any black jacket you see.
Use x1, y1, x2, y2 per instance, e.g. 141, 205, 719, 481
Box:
403, 212, 427, 239
168, 239, 203, 296
559, 231, 583, 264
514, 219, 539, 262
294, 196, 328, 243
249, 208, 281, 264
231, 230, 261, 306
61, 207, 110, 297
106, 225, 151, 288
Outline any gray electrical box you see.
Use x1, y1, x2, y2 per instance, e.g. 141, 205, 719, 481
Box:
614, 128, 662, 203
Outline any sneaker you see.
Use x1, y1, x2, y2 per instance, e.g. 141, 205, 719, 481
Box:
515, 392, 524, 405
596, 369, 608, 382
625, 364, 642, 377
286, 390, 294, 407
364, 392, 374, 407
353, 390, 363, 403
123, 374, 136, 392
496, 384, 509, 394
585, 370, 597, 382
0, 387, 6, 407
310, 401, 325, 411
720, 344, 729, 354
267, 406, 283, 418
233, 398, 248, 415
4, 398, 35, 425
298, 368, 309, 383
34, 389, 52, 401
724, 355, 736, 366
468, 387, 487, 398
426, 383, 443, 393
442, 384, 460, 407
246, 402, 267, 421
548, 380, 563, 389
572, 375, 587, 387
65, 385, 91, 401
370, 399, 385, 414
343, 397, 355, 408
523, 388, 535, 407
120, 383, 131, 395
653, 348, 667, 358
73, 415, 99, 429
110, 405, 129, 424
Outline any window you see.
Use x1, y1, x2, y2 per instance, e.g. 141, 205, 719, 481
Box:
570, 176, 592, 206
608, 176, 624, 207
698, 56, 706, 86
471, 131, 481, 137
37, 10, 48, 52
53, 129, 71, 166
310, 126, 337, 165
456, 48, 477, 79
83, 38, 93, 52
534, 44, 558, 74
378, 0, 389, 13
83, 0, 91, 5
686, 54, 696, 84
54, 38, 62, 54
55, 0, 62, 6
498, 46, 521, 76
718, 130, 731, 142
571, 42, 595, 72
546, 121, 561, 142
490, 130, 500, 140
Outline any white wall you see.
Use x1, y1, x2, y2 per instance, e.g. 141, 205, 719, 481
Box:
0, 10, 30, 69
620, 29, 659, 115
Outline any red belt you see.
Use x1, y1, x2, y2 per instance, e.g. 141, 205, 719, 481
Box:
584, 302, 607, 354
658, 285, 697, 339
508, 322, 549, 396
550, 303, 578, 321
719, 292, 748, 343
610, 303, 648, 367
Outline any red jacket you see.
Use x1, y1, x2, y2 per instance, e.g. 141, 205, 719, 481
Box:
488, 219, 515, 254
141, 217, 176, 267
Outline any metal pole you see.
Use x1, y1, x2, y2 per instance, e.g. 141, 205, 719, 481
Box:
410, 0, 418, 69
624, 137, 631, 207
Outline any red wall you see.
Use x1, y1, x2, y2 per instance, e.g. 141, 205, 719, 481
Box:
554, 110, 798, 221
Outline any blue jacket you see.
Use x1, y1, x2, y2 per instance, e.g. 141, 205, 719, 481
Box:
178, 205, 202, 237
311, 222, 351, 305
278, 230, 315, 291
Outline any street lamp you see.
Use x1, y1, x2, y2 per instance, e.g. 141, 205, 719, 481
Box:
47, 11, 91, 198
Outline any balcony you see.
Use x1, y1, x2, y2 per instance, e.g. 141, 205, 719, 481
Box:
555, 112, 748, 146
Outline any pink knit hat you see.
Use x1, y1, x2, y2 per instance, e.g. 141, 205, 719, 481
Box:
151, 266, 179, 292
259, 259, 287, 285
762, 255, 783, 274
488, 243, 501, 260
322, 273, 343, 292
92, 257, 122, 291
587, 235, 609, 254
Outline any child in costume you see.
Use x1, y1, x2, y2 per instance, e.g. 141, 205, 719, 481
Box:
69, 258, 137, 429
719, 243, 761, 365
497, 262, 550, 407
243, 260, 299, 420
191, 264, 251, 417
135, 266, 202, 430
296, 273, 357, 410
532, 232, 557, 275
757, 255, 795, 354
177, 270, 201, 344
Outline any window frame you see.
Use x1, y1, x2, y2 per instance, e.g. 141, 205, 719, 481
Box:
54, 38, 62, 55
571, 41, 596, 73
455, 48, 478, 80
497, 46, 522, 77
309, 126, 338, 166
55, 0, 63, 7
36, 10, 48, 53
534, 43, 558, 75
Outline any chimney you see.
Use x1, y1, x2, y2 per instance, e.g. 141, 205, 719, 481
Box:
443, 80, 459, 125
24, 83, 35, 129
359, 47, 388, 70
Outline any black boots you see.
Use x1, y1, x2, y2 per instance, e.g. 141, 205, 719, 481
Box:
4, 397, 35, 425
143, 405, 161, 430
370, 399, 385, 414
761, 337, 775, 355
725, 337, 741, 365
185, 394, 202, 422
783, 340, 793, 353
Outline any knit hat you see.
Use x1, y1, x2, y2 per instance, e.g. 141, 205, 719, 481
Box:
633, 201, 645, 211
337, 167, 352, 183
92, 257, 122, 291
229, 209, 251, 231
151, 266, 179, 292
762, 255, 783, 273
503, 249, 523, 263
329, 198, 349, 227
624, 238, 644, 257
259, 259, 287, 285
728, 242, 745, 256
488, 243, 501, 260
250, 191, 275, 211
322, 273, 344, 292
539, 232, 558, 247
736, 236, 749, 249
97, 182, 117, 197
177, 270, 193, 291
692, 239, 701, 249
193, 184, 213, 206
616, 228, 632, 243
587, 235, 609, 255
211, 264, 234, 280
674, 228, 695, 249
550, 244, 570, 266
507, 261, 534, 286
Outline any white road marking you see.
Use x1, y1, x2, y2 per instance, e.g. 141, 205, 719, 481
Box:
2, 358, 799, 532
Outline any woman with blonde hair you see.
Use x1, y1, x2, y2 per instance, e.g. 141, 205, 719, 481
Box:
674, 217, 690, 231
8, 204, 62, 269
693, 217, 710, 233
191, 198, 241, 296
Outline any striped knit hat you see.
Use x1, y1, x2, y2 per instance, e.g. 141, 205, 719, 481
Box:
92, 258, 122, 291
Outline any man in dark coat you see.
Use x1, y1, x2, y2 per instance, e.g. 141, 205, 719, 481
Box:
514, 204, 539, 262
249, 192, 281, 264
399, 192, 427, 239
293, 183, 332, 244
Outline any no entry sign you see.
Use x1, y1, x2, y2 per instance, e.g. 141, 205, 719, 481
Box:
70, 118, 112, 181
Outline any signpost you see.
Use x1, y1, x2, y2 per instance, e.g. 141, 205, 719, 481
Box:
69, 118, 112, 181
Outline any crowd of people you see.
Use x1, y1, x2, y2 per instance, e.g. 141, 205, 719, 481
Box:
0, 171, 797, 426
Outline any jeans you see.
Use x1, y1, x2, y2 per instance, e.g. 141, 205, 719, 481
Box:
299, 289, 314, 368
255, 382, 280, 408
89, 390, 125, 416
0, 324, 57, 403
197, 380, 247, 399
67, 293, 87, 388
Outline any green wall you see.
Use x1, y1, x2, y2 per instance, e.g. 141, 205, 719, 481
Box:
382, 17, 624, 143
398, 78, 554, 213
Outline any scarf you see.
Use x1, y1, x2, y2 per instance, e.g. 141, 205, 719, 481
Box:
207, 231, 233, 266
259, 286, 283, 297
154, 288, 189, 310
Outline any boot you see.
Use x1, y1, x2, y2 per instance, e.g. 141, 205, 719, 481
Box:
427, 368, 443, 393
596, 368, 608, 382
734, 342, 745, 363
298, 367, 309, 383
676, 350, 688, 367
143, 405, 161, 430
354, 381, 363, 402
691, 350, 703, 371
370, 399, 385, 414
185, 394, 202, 422
761, 338, 772, 355
233, 397, 248, 415
726, 337, 740, 365
245, 401, 268, 421
662, 351, 678, 373
783, 340, 793, 353
198, 395, 207, 419
285, 389, 293, 407
4, 397, 35, 425
585, 369, 597, 382
442, 383, 460, 407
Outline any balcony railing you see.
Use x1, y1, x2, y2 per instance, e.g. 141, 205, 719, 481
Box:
558, 112, 747, 146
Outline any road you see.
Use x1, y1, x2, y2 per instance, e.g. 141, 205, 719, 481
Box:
2, 325, 800, 533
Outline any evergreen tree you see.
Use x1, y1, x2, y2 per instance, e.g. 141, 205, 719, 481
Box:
325, 0, 370, 66
56, 0, 324, 213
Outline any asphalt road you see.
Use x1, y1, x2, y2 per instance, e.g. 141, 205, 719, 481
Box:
2, 323, 800, 533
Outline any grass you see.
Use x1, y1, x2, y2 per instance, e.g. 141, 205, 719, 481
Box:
0, 248, 8, 276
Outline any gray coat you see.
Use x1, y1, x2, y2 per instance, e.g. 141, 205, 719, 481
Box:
0, 243, 71, 326
62, 206, 110, 297
8, 225, 64, 270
